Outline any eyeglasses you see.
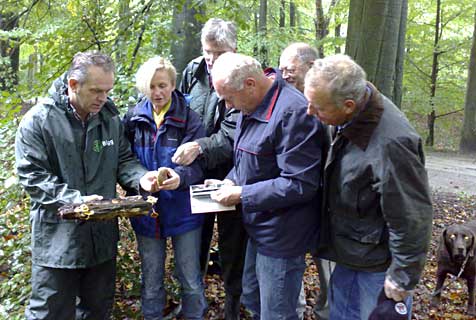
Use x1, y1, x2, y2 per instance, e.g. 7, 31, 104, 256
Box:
280, 67, 297, 76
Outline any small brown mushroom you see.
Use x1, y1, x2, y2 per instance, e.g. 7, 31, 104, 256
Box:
156, 167, 170, 186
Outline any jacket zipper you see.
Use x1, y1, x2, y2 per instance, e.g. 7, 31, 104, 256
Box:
81, 121, 89, 195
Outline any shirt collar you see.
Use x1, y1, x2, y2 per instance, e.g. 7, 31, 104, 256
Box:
69, 103, 95, 126
247, 68, 282, 121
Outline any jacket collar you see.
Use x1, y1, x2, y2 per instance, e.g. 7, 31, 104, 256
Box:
247, 68, 284, 122
340, 82, 384, 151
190, 57, 208, 82
130, 90, 187, 128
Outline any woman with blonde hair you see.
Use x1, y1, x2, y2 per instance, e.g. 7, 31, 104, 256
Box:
123, 56, 207, 320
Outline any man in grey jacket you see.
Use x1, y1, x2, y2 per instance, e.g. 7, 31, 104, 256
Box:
304, 54, 433, 319
15, 51, 158, 319
172, 18, 246, 320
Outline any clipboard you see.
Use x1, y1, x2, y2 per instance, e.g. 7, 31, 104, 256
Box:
190, 184, 236, 214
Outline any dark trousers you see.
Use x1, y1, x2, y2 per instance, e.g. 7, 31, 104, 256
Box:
200, 210, 248, 317
26, 259, 116, 320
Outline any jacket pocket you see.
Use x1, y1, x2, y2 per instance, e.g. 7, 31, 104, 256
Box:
38, 206, 76, 224
236, 141, 276, 181
333, 215, 389, 267
356, 182, 380, 218
334, 216, 386, 244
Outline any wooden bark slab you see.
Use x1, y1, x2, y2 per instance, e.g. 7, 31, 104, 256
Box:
58, 195, 158, 220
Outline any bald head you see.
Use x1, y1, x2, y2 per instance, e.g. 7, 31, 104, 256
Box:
211, 52, 272, 114
279, 43, 318, 92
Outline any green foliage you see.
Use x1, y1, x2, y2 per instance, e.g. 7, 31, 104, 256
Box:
0, 119, 31, 319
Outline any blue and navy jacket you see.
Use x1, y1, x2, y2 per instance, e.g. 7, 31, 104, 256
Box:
124, 90, 206, 238
227, 69, 327, 258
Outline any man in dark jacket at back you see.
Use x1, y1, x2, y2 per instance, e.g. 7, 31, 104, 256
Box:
15, 51, 159, 319
304, 54, 433, 320
279, 42, 333, 320
172, 18, 246, 319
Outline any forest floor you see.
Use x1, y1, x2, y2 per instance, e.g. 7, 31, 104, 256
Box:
116, 151, 476, 319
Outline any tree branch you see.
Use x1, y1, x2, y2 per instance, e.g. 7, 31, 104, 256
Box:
18, 0, 42, 28
406, 56, 431, 80
83, 16, 102, 51
435, 108, 464, 118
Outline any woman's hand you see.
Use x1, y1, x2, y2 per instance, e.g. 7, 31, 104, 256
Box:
157, 167, 181, 191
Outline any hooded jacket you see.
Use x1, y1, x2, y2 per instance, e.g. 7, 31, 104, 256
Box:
123, 90, 206, 238
180, 56, 239, 178
318, 83, 433, 290
15, 74, 148, 268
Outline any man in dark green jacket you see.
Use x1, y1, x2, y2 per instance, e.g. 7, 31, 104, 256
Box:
15, 51, 158, 320
172, 18, 246, 320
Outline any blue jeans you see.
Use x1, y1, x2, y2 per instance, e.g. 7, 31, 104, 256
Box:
241, 239, 306, 320
329, 264, 412, 320
136, 227, 206, 320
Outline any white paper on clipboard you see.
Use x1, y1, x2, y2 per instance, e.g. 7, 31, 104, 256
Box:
190, 184, 236, 214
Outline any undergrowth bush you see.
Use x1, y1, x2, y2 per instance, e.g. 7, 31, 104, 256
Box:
0, 119, 31, 319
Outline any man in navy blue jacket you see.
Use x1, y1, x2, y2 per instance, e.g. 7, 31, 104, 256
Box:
208, 52, 327, 320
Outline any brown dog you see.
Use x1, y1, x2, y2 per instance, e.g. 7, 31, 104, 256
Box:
431, 220, 476, 315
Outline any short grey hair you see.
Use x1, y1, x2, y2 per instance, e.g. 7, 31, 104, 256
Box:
305, 54, 367, 107
67, 51, 115, 84
212, 52, 262, 91
282, 42, 318, 65
201, 18, 237, 51
135, 56, 176, 97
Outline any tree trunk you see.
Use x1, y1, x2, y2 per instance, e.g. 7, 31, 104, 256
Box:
290, 1, 296, 27
254, 4, 258, 58
0, 13, 19, 91
426, 110, 436, 147
279, 0, 285, 28
170, 0, 204, 85
346, 0, 407, 107
426, 0, 441, 146
315, 0, 326, 58
335, 24, 341, 54
114, 0, 131, 66
393, 1, 407, 109
315, 0, 339, 58
258, 0, 268, 67
459, 9, 476, 153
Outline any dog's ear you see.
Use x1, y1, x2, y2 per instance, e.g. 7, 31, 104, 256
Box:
468, 230, 476, 258
441, 227, 453, 261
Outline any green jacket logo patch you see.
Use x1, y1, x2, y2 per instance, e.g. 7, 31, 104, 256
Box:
93, 139, 114, 153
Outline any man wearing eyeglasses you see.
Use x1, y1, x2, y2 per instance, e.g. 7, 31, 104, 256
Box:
173, 18, 246, 320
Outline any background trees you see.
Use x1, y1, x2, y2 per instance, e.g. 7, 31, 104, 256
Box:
403, 0, 474, 149
459, 8, 476, 153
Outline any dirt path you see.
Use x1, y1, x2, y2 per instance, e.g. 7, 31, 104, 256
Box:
425, 151, 476, 196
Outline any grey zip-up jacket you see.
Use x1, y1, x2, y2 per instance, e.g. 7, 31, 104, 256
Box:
15, 75, 147, 268
180, 56, 239, 178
